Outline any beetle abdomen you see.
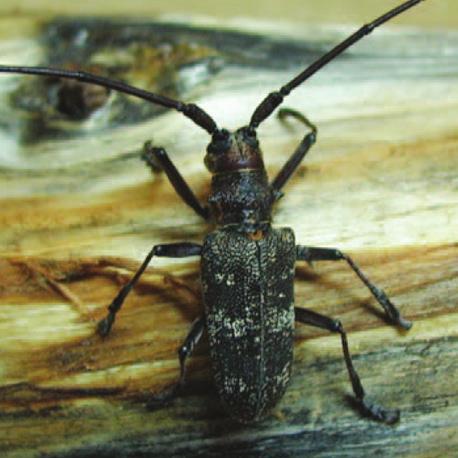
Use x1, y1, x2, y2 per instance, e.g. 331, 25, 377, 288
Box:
201, 227, 296, 422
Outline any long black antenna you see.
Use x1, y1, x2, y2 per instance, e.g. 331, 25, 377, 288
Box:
0, 65, 218, 134
250, 0, 425, 129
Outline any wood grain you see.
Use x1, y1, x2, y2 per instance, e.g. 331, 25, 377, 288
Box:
0, 12, 457, 458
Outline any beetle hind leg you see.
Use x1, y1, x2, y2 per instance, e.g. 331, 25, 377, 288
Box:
295, 307, 400, 424
146, 316, 205, 408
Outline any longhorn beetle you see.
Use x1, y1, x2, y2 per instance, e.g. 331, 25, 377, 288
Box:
0, 0, 423, 424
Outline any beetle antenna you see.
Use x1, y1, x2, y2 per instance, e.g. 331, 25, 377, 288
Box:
0, 65, 218, 134
250, 0, 424, 129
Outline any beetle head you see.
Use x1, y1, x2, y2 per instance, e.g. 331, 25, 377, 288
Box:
204, 126, 265, 174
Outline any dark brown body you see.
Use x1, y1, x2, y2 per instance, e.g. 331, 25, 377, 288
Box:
201, 226, 296, 422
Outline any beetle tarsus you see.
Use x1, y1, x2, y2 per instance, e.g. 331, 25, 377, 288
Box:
146, 317, 204, 408
142, 141, 164, 174
97, 313, 115, 337
377, 290, 413, 330
296, 245, 412, 331
277, 107, 317, 135
295, 307, 402, 424
96, 287, 130, 337
357, 398, 400, 424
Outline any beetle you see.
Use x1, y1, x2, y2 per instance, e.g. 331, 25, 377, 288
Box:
0, 0, 423, 424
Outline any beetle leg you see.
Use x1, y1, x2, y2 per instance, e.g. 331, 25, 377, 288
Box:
296, 245, 412, 330
295, 306, 400, 424
97, 242, 202, 337
142, 141, 209, 219
270, 108, 317, 199
147, 315, 205, 408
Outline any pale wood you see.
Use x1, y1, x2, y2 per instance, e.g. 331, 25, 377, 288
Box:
0, 0, 454, 29
0, 12, 457, 458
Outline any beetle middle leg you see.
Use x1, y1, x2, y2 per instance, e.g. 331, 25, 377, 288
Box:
97, 242, 202, 337
142, 141, 209, 219
295, 306, 400, 424
271, 107, 317, 199
147, 315, 205, 407
296, 245, 412, 330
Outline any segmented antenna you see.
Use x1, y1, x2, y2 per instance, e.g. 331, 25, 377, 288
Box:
250, 0, 425, 129
0, 65, 218, 134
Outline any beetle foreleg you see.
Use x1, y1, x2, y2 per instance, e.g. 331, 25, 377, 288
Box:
147, 315, 205, 408
295, 307, 400, 424
271, 108, 317, 198
296, 245, 412, 330
142, 142, 209, 219
97, 242, 202, 337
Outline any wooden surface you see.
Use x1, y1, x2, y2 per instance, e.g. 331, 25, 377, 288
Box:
0, 8, 457, 458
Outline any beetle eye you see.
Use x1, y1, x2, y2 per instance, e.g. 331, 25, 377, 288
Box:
242, 126, 258, 147
213, 129, 229, 141
245, 127, 256, 137
207, 129, 231, 154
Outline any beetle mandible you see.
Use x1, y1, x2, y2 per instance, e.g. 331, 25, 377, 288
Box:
0, 0, 424, 424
